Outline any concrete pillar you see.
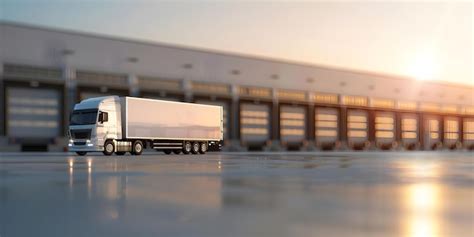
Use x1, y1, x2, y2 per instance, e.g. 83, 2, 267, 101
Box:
228, 84, 243, 151
269, 88, 281, 151
368, 109, 376, 150
182, 80, 193, 102
64, 67, 77, 135
128, 74, 139, 97
0, 62, 4, 136
339, 106, 348, 149
306, 102, 316, 151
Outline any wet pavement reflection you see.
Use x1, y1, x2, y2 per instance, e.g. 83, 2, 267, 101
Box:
0, 152, 473, 237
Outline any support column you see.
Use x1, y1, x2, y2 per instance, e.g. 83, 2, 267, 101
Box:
269, 88, 281, 151
228, 85, 242, 151
395, 112, 402, 150
306, 102, 316, 151
368, 109, 376, 150
0, 62, 4, 136
339, 106, 348, 149
182, 80, 193, 102
128, 74, 139, 97
64, 67, 77, 135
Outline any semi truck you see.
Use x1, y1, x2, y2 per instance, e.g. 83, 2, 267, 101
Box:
68, 96, 223, 156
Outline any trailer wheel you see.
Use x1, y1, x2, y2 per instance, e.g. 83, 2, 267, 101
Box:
192, 142, 200, 154
103, 140, 115, 156
199, 142, 207, 154
173, 150, 181, 154
132, 140, 144, 155
163, 150, 172, 155
76, 151, 87, 156
183, 141, 192, 154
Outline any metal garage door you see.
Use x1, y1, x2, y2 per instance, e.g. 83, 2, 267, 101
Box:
401, 113, 419, 148
444, 117, 460, 148
240, 103, 270, 144
280, 105, 306, 144
375, 112, 395, 146
347, 110, 369, 146
196, 100, 230, 140
7, 87, 61, 138
423, 116, 441, 150
315, 107, 339, 145
463, 118, 474, 148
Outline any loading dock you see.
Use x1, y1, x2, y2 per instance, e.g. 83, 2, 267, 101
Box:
279, 104, 307, 150
463, 117, 474, 149
400, 113, 420, 150
422, 115, 443, 150
347, 109, 370, 150
5, 83, 63, 151
374, 111, 396, 150
314, 107, 340, 150
239, 102, 271, 150
444, 117, 461, 149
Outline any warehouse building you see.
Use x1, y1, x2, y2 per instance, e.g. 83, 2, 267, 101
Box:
1, 22, 473, 152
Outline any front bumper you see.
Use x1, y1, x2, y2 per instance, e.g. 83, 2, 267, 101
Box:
68, 140, 103, 152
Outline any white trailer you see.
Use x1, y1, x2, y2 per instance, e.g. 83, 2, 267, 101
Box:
68, 96, 223, 156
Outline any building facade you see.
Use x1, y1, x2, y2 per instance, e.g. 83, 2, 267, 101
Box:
1, 22, 473, 152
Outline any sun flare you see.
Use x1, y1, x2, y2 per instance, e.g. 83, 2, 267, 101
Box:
406, 52, 440, 81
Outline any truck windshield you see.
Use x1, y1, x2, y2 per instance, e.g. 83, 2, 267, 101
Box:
70, 109, 98, 125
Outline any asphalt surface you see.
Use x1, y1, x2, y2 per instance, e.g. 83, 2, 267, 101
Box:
0, 151, 473, 237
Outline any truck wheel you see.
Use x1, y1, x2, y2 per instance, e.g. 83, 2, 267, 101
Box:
183, 141, 192, 154
192, 142, 200, 154
173, 150, 181, 154
132, 140, 144, 155
199, 142, 207, 154
163, 150, 172, 154
103, 140, 115, 156
76, 151, 87, 156
115, 152, 125, 156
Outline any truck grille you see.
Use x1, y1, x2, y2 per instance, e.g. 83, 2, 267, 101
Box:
70, 129, 91, 139
74, 141, 86, 145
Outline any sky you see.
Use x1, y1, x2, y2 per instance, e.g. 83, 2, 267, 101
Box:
1, 0, 473, 86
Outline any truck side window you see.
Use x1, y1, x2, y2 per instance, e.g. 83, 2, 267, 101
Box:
98, 111, 109, 123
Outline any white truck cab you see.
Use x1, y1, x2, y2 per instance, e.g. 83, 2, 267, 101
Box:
68, 96, 122, 155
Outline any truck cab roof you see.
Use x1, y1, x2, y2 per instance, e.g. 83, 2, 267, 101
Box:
74, 96, 120, 110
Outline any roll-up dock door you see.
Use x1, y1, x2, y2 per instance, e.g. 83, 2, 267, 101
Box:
374, 111, 396, 149
463, 118, 474, 149
196, 100, 230, 140
347, 109, 369, 149
6, 87, 61, 151
400, 113, 419, 150
423, 116, 442, 150
444, 117, 461, 149
240, 103, 270, 149
315, 107, 339, 149
280, 105, 306, 149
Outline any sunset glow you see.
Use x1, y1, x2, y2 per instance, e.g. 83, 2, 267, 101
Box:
406, 52, 441, 81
